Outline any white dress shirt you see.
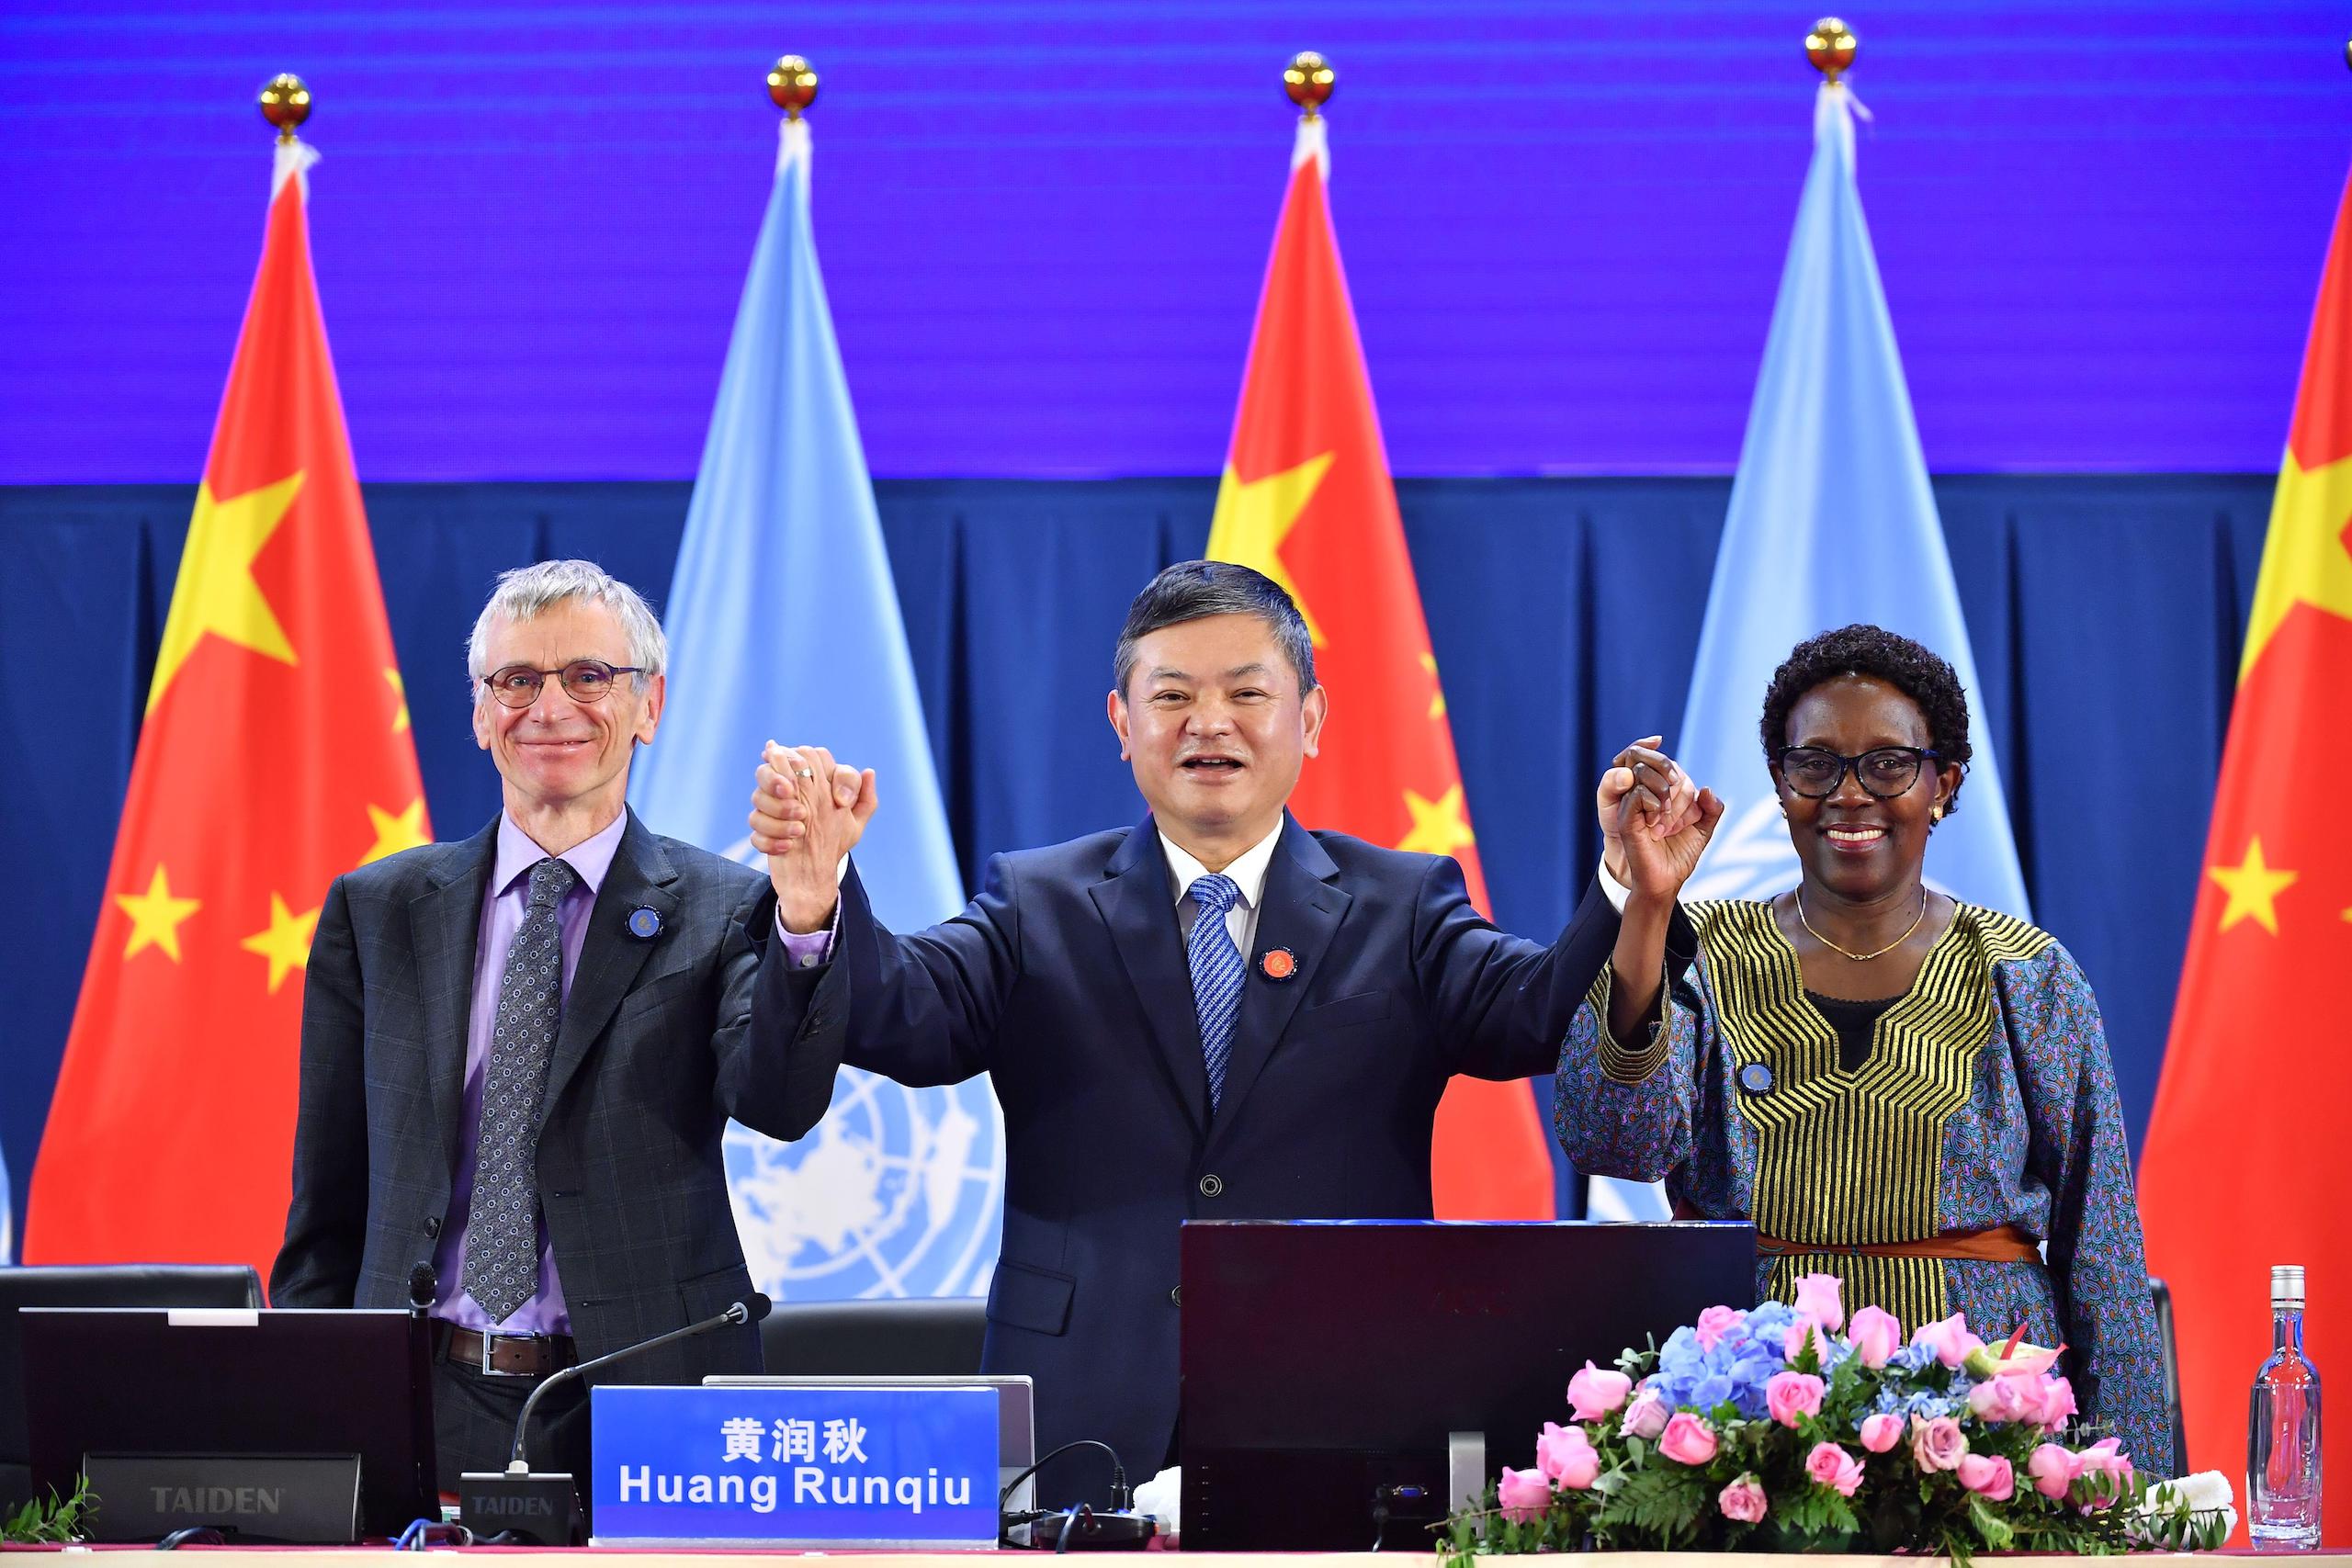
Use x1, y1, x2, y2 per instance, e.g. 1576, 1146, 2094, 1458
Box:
1161, 822, 1284, 958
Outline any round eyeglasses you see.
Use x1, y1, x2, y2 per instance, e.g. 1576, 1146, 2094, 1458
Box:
480, 659, 643, 708
1773, 746, 1939, 800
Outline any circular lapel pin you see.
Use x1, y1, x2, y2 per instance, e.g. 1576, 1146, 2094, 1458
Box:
626, 906, 663, 941
1737, 1061, 1775, 1097
1258, 946, 1297, 982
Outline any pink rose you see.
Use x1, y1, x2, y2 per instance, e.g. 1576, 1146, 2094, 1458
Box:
1766, 1370, 1826, 1427
1567, 1359, 1633, 1421
1717, 1474, 1768, 1523
1536, 1422, 1601, 1491
1658, 1412, 1720, 1466
2072, 1437, 2134, 1507
1784, 1320, 1818, 1361
2028, 1443, 2079, 1501
1694, 1304, 1742, 1353
1910, 1414, 1969, 1472
1623, 1385, 1670, 1440
1805, 1442, 1866, 1497
1792, 1272, 1846, 1334
1911, 1312, 1986, 1370
1498, 1464, 1553, 1523
1958, 1453, 2016, 1502
1858, 1412, 1905, 1453
2037, 1375, 2078, 1430
1848, 1305, 1902, 1369
1966, 1371, 2039, 1425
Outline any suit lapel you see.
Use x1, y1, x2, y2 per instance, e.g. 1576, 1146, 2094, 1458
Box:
409, 818, 500, 1173
1088, 817, 1209, 1137
1210, 815, 1351, 1136
538, 810, 676, 1132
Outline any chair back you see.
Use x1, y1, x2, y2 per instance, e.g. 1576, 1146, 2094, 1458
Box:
759, 1298, 987, 1376
2149, 1275, 2188, 1475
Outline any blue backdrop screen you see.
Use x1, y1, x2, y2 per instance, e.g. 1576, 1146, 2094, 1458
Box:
2, 1, 2345, 483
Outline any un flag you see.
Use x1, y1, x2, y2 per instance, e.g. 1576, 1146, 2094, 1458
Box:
628, 115, 1001, 1300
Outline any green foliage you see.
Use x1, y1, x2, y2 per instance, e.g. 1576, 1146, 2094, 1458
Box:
3, 1475, 96, 1544
1597, 1462, 1707, 1548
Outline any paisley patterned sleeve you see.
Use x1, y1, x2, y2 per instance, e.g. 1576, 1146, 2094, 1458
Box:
1998, 942, 2173, 1474
1553, 959, 1702, 1183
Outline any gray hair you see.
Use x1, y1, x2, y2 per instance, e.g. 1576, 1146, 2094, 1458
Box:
466, 558, 668, 694
1112, 559, 1317, 698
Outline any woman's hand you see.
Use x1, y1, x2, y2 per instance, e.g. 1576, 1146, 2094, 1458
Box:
1597, 738, 1724, 903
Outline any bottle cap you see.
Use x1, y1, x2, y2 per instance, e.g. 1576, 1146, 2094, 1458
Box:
2272, 1264, 2306, 1309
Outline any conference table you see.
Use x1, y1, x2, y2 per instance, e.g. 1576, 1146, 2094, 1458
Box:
3, 1551, 2346, 1564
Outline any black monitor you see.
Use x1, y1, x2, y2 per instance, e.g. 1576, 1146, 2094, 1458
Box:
1180, 1219, 1758, 1550
0, 1264, 262, 1514
21, 1306, 436, 1542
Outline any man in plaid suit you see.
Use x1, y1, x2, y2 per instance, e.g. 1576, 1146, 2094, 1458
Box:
271, 560, 837, 1491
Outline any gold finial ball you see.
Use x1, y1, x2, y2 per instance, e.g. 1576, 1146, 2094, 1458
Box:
1283, 51, 1335, 112
1805, 17, 1857, 82
767, 55, 819, 118
258, 73, 311, 136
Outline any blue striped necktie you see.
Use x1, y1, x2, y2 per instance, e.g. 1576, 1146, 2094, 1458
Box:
1185, 874, 1246, 1110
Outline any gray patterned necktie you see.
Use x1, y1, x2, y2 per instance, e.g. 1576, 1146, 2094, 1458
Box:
463, 855, 579, 1324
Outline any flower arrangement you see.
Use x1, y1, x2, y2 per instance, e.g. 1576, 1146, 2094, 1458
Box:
1442, 1278, 2233, 1563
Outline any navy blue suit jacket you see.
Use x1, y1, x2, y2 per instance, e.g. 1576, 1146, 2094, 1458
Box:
763, 812, 1620, 1483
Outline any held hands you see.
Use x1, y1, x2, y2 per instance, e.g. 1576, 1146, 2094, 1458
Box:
1596, 736, 1724, 904
750, 741, 877, 933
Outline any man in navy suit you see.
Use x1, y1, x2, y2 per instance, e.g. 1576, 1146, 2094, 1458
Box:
752, 560, 1693, 1495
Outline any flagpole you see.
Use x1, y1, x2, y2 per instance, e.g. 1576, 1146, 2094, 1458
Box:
258, 73, 311, 141
767, 53, 818, 118
1283, 51, 1334, 118
1804, 17, 1857, 83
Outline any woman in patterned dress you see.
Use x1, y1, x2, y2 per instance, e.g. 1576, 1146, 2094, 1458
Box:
1557, 624, 2170, 1473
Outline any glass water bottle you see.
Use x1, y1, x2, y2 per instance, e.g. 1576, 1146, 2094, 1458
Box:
2249, 1263, 2323, 1551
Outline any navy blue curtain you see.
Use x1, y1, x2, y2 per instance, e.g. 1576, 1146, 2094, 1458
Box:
0, 474, 2269, 1238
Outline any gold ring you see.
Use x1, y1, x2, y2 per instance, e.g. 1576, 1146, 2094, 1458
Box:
796, 767, 815, 779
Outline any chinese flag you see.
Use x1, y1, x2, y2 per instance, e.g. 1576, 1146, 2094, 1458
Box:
1206, 116, 1553, 1219
2139, 168, 2352, 1536
25, 139, 427, 1280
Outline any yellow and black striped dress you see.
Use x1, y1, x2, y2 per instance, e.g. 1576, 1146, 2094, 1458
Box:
1555, 898, 2169, 1472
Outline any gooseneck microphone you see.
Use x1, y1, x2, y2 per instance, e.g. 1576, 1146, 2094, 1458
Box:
407, 1263, 437, 1315
461, 1292, 773, 1546
508, 1292, 773, 1472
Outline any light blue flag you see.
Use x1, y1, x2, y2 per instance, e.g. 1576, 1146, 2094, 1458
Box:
628, 116, 1001, 1300
1588, 83, 2028, 1221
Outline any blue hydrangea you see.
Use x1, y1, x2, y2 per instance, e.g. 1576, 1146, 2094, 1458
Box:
1887, 1341, 1942, 1376
1867, 1385, 1964, 1422
1642, 1301, 1804, 1421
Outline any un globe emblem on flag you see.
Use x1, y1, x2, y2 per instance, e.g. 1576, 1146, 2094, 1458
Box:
724, 1069, 1004, 1300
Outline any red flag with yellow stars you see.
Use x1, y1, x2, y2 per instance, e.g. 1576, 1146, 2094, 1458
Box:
2139, 168, 2352, 1530
25, 131, 426, 1278
1205, 106, 1552, 1219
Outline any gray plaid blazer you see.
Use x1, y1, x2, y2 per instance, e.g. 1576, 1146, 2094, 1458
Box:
270, 810, 832, 1384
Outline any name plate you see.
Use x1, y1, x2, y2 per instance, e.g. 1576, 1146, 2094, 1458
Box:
591, 1383, 998, 1547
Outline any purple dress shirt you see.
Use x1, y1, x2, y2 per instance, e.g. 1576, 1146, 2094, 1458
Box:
429, 811, 626, 1335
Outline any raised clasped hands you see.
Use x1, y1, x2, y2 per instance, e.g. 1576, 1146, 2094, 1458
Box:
750, 741, 877, 933
1596, 735, 1724, 905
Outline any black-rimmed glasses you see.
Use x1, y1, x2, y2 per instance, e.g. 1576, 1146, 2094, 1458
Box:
480, 659, 643, 707
1773, 746, 1940, 799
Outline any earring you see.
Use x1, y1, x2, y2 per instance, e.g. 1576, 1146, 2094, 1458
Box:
1931, 804, 1945, 823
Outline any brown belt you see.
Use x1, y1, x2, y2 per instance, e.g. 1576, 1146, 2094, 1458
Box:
1758, 1223, 2041, 1264
434, 1321, 579, 1379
